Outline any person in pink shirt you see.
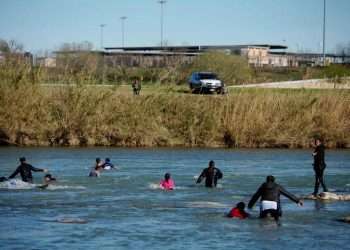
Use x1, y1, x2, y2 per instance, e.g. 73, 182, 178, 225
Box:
160, 173, 175, 190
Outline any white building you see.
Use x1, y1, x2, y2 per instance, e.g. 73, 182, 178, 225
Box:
36, 57, 56, 67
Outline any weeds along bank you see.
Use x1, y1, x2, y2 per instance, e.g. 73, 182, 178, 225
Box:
0, 84, 349, 148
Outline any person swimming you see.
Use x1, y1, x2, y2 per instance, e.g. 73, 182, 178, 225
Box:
160, 173, 175, 190
8, 157, 48, 183
196, 160, 223, 188
248, 175, 303, 221
38, 174, 57, 189
89, 158, 104, 177
227, 202, 250, 219
103, 158, 115, 170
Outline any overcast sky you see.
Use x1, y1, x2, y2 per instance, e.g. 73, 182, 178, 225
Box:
1, 0, 349, 53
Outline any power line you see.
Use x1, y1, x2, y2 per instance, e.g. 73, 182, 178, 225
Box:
322, 0, 326, 66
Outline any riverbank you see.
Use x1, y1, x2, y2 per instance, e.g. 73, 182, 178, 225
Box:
0, 84, 349, 148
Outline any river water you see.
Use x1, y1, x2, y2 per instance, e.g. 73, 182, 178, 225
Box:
0, 148, 349, 250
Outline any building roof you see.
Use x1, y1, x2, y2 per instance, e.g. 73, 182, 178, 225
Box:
54, 50, 199, 56
104, 44, 287, 52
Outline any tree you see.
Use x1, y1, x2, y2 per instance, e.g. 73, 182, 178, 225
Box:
181, 52, 252, 85
335, 42, 350, 56
55, 41, 101, 84
0, 39, 10, 53
58, 41, 94, 52
0, 39, 23, 53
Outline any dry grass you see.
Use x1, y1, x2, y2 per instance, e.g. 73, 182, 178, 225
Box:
0, 83, 349, 148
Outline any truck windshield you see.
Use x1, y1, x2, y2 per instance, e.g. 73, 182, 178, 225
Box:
198, 73, 217, 80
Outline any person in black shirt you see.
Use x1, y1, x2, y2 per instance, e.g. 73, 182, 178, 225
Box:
312, 138, 328, 196
8, 157, 47, 183
196, 160, 223, 188
248, 176, 303, 221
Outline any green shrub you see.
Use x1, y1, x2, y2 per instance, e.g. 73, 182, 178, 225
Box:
308, 65, 350, 79
177, 52, 252, 85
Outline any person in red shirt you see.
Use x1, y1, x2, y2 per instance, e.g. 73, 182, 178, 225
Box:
160, 173, 175, 190
227, 202, 250, 219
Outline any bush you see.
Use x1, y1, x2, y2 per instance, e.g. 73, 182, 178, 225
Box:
307, 64, 350, 79
55, 51, 102, 85
178, 52, 252, 85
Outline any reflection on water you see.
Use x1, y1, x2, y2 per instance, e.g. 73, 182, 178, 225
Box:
314, 200, 327, 210
0, 148, 349, 250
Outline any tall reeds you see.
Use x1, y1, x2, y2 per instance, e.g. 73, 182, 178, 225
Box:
0, 83, 349, 148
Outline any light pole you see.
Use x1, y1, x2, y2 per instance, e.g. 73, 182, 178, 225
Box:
120, 16, 127, 48
158, 0, 166, 49
100, 24, 106, 50
322, 0, 326, 66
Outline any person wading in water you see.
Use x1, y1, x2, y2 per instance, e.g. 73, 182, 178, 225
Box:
8, 157, 48, 183
312, 138, 328, 196
196, 160, 223, 188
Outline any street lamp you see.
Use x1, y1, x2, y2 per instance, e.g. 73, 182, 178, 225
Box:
120, 16, 127, 48
322, 0, 326, 66
100, 24, 106, 50
158, 0, 166, 49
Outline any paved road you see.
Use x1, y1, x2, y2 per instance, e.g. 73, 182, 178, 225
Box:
229, 78, 350, 89
40, 79, 350, 91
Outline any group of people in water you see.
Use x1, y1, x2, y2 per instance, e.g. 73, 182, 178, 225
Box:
1, 138, 329, 222
0, 157, 57, 189
88, 157, 116, 177
156, 137, 329, 222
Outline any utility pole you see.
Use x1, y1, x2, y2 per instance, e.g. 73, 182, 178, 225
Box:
99, 24, 106, 84
100, 24, 106, 50
322, 0, 326, 66
158, 0, 166, 49
120, 16, 127, 48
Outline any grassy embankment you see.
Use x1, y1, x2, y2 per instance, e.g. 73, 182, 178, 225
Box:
0, 83, 349, 148
0, 51, 349, 148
